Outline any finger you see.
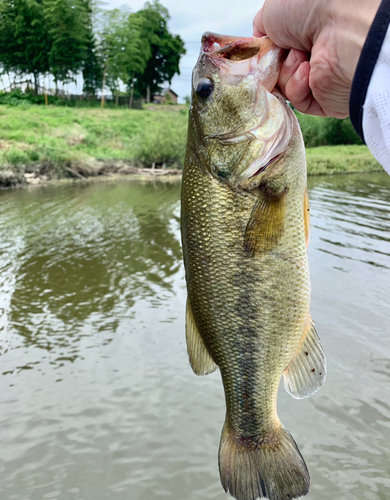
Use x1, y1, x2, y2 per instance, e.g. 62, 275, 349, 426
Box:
278, 49, 309, 96
253, 3, 308, 51
253, 9, 265, 37
284, 61, 326, 116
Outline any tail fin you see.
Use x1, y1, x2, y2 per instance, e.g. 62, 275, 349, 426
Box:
219, 422, 310, 500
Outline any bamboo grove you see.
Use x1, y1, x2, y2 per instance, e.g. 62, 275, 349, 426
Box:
0, 0, 186, 100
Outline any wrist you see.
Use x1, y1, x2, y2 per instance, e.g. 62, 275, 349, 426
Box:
333, 0, 382, 83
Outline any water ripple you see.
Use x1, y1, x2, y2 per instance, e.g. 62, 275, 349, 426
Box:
1, 173, 390, 499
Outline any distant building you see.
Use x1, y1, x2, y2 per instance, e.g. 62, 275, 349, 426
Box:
152, 88, 179, 104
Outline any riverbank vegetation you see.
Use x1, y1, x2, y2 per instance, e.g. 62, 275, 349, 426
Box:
0, 104, 382, 188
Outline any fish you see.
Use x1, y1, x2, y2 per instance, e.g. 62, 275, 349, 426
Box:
180, 32, 326, 500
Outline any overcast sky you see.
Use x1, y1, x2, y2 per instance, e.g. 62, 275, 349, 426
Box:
104, 0, 265, 101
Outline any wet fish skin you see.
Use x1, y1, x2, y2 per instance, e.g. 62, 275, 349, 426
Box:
181, 33, 326, 500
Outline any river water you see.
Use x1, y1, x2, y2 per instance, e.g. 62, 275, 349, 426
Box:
0, 173, 390, 500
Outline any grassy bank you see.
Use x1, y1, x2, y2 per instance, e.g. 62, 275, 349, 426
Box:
306, 145, 383, 175
0, 104, 383, 187
0, 104, 188, 187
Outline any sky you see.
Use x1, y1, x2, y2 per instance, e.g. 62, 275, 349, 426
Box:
105, 0, 265, 102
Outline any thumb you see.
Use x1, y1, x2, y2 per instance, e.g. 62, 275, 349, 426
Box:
253, 8, 266, 37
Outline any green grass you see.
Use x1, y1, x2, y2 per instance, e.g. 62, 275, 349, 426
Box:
0, 104, 383, 187
306, 145, 383, 175
0, 104, 188, 170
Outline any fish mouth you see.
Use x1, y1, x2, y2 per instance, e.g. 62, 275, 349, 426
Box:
201, 32, 264, 61
199, 32, 286, 92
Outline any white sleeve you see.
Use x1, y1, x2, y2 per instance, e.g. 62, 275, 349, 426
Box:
362, 25, 390, 174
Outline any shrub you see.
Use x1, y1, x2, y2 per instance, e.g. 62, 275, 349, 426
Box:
28, 150, 40, 162
296, 112, 363, 147
5, 148, 29, 165
131, 119, 187, 167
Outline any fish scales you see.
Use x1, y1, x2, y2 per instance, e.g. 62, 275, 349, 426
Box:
183, 125, 309, 432
181, 32, 326, 500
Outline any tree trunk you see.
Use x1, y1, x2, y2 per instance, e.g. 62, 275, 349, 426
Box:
129, 78, 134, 109
33, 72, 38, 95
115, 93, 119, 107
55, 79, 58, 96
101, 64, 107, 108
146, 84, 150, 104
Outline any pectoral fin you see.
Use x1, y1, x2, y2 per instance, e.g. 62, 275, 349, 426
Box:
186, 299, 218, 376
284, 317, 326, 399
244, 185, 287, 256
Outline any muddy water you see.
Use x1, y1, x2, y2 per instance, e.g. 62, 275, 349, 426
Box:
0, 173, 390, 500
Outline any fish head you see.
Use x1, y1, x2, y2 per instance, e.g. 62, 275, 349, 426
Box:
190, 32, 294, 189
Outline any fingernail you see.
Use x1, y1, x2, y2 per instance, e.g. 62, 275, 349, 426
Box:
294, 64, 305, 82
285, 49, 297, 68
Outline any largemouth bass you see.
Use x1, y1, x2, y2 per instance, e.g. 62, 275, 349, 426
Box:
181, 33, 326, 500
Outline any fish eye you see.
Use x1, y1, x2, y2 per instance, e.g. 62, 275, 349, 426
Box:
196, 78, 214, 99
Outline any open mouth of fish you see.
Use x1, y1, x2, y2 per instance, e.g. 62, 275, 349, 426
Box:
199, 32, 293, 186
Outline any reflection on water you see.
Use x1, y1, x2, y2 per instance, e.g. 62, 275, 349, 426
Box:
1, 182, 182, 366
1, 173, 390, 500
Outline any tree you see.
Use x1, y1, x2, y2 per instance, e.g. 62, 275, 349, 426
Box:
80, 0, 102, 97
97, 7, 149, 107
81, 28, 102, 98
0, 0, 92, 93
43, 0, 90, 89
0, 0, 51, 92
132, 1, 186, 102
0, 1, 17, 75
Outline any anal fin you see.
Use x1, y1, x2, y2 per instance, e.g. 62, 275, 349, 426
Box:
284, 317, 326, 399
186, 299, 218, 376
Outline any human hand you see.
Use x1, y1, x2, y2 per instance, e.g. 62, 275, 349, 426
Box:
253, 0, 381, 118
